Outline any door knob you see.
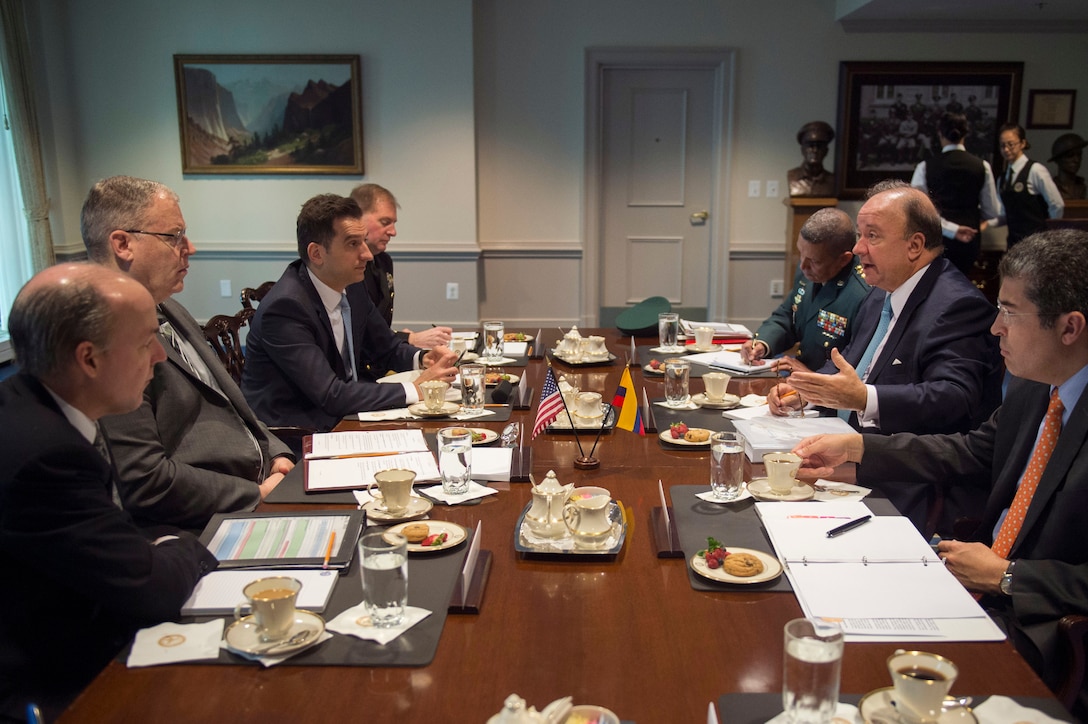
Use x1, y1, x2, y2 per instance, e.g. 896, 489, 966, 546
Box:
690, 211, 709, 224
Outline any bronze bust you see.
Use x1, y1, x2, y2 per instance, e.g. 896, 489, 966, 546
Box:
788, 121, 836, 197
1050, 132, 1087, 201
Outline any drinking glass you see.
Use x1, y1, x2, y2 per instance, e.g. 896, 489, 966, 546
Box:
710, 432, 746, 501
459, 363, 485, 412
663, 358, 690, 407
437, 426, 472, 495
782, 618, 844, 724
482, 321, 505, 362
658, 312, 680, 351
359, 532, 407, 628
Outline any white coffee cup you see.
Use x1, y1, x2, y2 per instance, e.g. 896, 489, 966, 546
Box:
450, 336, 468, 355
367, 468, 416, 515
694, 326, 714, 348
887, 650, 958, 723
587, 335, 607, 356
763, 452, 802, 494
703, 372, 730, 402
575, 391, 603, 418
419, 379, 449, 411
234, 576, 302, 642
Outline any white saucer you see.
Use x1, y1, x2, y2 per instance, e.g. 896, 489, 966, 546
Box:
747, 478, 814, 502
407, 401, 460, 417
225, 610, 325, 656
858, 686, 977, 724
692, 392, 741, 409
363, 495, 433, 523
688, 343, 723, 353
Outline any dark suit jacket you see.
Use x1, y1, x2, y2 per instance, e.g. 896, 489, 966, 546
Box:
754, 258, 869, 370
0, 373, 216, 719
99, 298, 292, 530
363, 252, 410, 343
241, 259, 422, 431
819, 257, 1002, 531
860, 376, 1088, 701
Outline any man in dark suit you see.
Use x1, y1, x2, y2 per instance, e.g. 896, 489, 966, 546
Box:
0, 263, 216, 720
82, 176, 294, 529
241, 194, 459, 431
350, 183, 452, 348
741, 208, 869, 370
793, 230, 1088, 718
770, 181, 1002, 531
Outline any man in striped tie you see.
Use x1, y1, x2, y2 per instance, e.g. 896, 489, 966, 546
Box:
792, 230, 1088, 717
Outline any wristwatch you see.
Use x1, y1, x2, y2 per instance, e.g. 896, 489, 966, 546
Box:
1000, 560, 1017, 596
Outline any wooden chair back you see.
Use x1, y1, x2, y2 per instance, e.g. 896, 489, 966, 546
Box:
240, 281, 275, 310
201, 308, 254, 385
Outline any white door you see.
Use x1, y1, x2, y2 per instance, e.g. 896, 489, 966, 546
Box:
599, 67, 717, 325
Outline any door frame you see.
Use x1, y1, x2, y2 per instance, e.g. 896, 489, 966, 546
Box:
583, 48, 736, 327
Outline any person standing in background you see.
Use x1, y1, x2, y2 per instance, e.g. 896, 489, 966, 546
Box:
992, 124, 1063, 248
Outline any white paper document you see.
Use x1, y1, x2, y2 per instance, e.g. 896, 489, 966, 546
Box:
756, 502, 1004, 642
468, 447, 513, 481
732, 416, 855, 461
685, 349, 768, 374
307, 451, 441, 491
182, 569, 338, 615
306, 429, 430, 459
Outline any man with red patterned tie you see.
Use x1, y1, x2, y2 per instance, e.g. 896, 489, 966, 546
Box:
791, 229, 1088, 716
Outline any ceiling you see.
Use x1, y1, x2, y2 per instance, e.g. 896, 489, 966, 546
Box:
836, 0, 1088, 32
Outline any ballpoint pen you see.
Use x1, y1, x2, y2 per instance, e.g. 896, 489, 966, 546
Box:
826, 515, 871, 538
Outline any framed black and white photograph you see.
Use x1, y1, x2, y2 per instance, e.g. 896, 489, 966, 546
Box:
174, 54, 363, 175
835, 61, 1023, 199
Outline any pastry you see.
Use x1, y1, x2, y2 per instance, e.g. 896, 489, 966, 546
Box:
684, 428, 710, 443
722, 552, 765, 577
401, 523, 430, 543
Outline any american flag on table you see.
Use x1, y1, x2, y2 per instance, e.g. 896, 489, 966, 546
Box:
532, 367, 565, 439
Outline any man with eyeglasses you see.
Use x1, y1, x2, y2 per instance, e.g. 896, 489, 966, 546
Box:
81, 176, 294, 529
792, 230, 1088, 719
768, 180, 1002, 534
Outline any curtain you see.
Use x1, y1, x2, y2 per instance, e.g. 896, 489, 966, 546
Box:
0, 0, 53, 271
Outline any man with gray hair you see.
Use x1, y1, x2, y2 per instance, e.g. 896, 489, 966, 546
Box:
0, 263, 215, 719
82, 175, 294, 529
741, 208, 869, 370
793, 230, 1088, 718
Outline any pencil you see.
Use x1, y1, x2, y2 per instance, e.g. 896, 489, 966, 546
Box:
322, 531, 336, 570
780, 389, 798, 400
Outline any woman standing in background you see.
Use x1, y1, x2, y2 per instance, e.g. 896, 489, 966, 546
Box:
993, 123, 1064, 248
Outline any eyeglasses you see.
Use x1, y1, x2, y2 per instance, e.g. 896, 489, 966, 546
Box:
125, 229, 187, 250
999, 141, 1022, 150
996, 302, 1046, 325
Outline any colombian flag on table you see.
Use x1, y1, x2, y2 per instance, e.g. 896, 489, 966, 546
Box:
611, 367, 644, 435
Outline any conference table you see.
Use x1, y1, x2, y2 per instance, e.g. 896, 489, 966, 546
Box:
59, 330, 1062, 723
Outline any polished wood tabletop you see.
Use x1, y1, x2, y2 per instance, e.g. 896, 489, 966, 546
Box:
59, 330, 1057, 723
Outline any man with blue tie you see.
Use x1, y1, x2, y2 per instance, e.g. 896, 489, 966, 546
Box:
241, 194, 459, 432
769, 180, 1002, 532
793, 230, 1088, 718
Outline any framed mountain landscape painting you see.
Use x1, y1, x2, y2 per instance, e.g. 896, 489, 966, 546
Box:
174, 55, 363, 175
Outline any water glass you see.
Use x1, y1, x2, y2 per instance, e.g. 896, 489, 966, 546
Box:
783, 618, 844, 724
710, 432, 746, 500
658, 312, 680, 351
482, 321, 505, 361
359, 531, 408, 628
459, 363, 485, 412
663, 358, 690, 407
437, 426, 473, 495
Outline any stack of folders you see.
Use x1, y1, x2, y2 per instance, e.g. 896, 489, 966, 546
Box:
732, 416, 855, 461
756, 501, 1005, 643
305, 429, 441, 492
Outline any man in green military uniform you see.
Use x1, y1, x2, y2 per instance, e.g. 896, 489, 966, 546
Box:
741, 208, 869, 370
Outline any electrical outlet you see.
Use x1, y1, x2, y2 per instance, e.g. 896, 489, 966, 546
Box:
219, 279, 231, 298
446, 282, 459, 301
748, 180, 761, 198
766, 180, 779, 198
770, 279, 784, 297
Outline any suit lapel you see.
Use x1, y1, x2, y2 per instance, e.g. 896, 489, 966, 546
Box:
297, 262, 348, 379
866, 259, 942, 381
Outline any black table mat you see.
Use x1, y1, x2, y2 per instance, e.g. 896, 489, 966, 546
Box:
670, 486, 899, 593
169, 525, 470, 667
716, 692, 1074, 723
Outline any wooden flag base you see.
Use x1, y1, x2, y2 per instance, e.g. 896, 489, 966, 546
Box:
573, 455, 600, 470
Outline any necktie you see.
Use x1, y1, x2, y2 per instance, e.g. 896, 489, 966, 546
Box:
339, 293, 358, 381
839, 294, 892, 420
159, 316, 212, 386
1004, 166, 1013, 191
992, 390, 1064, 558
94, 424, 123, 509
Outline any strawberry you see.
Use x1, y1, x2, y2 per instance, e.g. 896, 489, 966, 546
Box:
706, 556, 720, 569
421, 532, 448, 547
649, 358, 662, 370
670, 422, 689, 439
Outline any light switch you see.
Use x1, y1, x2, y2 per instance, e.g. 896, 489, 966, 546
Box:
748, 180, 761, 198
